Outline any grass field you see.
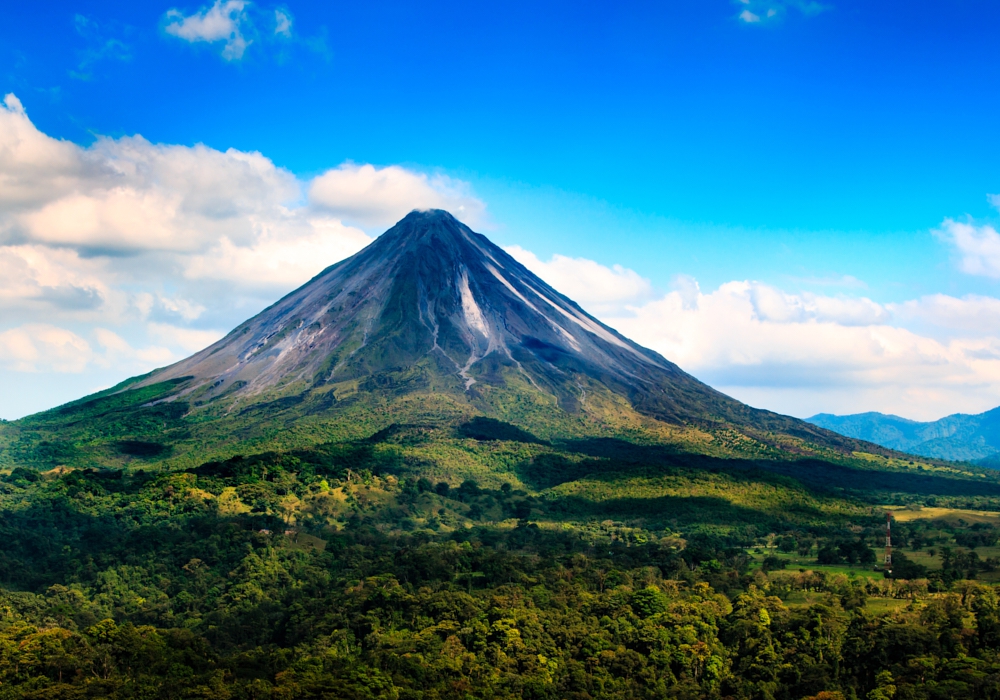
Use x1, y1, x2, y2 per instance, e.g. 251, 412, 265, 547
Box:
905, 549, 943, 570
746, 548, 886, 580
886, 506, 1000, 524
865, 598, 910, 615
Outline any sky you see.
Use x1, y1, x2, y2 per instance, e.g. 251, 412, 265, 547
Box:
3, 0, 1000, 421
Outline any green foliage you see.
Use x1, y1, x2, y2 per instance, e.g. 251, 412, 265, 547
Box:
456, 417, 547, 444
4, 371, 1000, 697
0, 438, 993, 697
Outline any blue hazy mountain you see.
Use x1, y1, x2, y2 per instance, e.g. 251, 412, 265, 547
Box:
807, 408, 1000, 463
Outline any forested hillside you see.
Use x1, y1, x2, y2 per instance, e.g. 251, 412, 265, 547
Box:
1, 421, 1000, 699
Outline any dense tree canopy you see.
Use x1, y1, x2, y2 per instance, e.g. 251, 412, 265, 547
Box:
0, 448, 997, 699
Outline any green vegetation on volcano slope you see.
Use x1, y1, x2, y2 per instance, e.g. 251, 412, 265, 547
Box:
0, 372, 973, 477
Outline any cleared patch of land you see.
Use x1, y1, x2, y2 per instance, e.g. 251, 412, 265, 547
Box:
886, 506, 1000, 524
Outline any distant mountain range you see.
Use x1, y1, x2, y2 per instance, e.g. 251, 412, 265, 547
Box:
807, 408, 1000, 464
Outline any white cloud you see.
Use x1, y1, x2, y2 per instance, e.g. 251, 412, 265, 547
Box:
938, 218, 1000, 278
504, 246, 654, 315
93, 328, 175, 367
184, 217, 372, 287
146, 323, 224, 353
275, 9, 292, 36
0, 325, 92, 373
890, 293, 1000, 336
604, 282, 1000, 419
509, 242, 1000, 420
0, 324, 180, 375
740, 10, 761, 22
165, 0, 250, 60
747, 283, 889, 326
309, 163, 487, 229
5, 323, 202, 380
0, 93, 468, 306
0, 245, 112, 318
0, 94, 88, 212
163, 2, 313, 61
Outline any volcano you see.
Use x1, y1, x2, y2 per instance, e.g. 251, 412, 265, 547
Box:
117, 209, 849, 452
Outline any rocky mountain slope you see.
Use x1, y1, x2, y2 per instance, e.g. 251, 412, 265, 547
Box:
4, 210, 905, 469
137, 210, 847, 439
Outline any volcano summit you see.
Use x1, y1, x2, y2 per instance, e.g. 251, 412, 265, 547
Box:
134, 210, 846, 449
3, 210, 880, 469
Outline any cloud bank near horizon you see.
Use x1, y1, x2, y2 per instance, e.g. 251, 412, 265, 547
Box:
511, 246, 1000, 422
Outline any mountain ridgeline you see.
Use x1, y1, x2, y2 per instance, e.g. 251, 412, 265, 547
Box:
808, 408, 1000, 464
0, 209, 924, 471
101, 208, 857, 458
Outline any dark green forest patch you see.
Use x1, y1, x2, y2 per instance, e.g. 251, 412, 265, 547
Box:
456, 416, 546, 444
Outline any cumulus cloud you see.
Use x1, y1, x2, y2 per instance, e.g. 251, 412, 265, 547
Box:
0, 94, 87, 211
746, 283, 890, 326
504, 246, 654, 315
509, 243, 1000, 420
938, 218, 1000, 279
0, 323, 181, 375
165, 0, 250, 60
184, 217, 372, 286
0, 245, 111, 318
603, 281, 1000, 419
0, 325, 94, 373
309, 164, 487, 229
890, 294, 1000, 336
146, 324, 224, 353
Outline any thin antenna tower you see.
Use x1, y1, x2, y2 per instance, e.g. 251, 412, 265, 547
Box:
884, 512, 892, 572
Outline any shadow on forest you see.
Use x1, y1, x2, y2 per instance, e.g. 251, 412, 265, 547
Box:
522, 437, 1000, 500
547, 492, 796, 527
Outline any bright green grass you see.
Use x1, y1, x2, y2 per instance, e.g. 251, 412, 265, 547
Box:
748, 548, 886, 580
905, 550, 943, 570
866, 598, 910, 615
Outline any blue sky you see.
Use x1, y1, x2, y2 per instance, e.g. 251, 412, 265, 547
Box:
3, 0, 1000, 421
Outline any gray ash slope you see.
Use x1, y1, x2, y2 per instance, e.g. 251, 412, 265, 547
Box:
139, 210, 855, 446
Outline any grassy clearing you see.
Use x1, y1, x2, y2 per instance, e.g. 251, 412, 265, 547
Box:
886, 506, 1000, 524
781, 590, 829, 608
866, 598, 910, 615
285, 532, 327, 552
905, 549, 943, 570
747, 549, 886, 580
